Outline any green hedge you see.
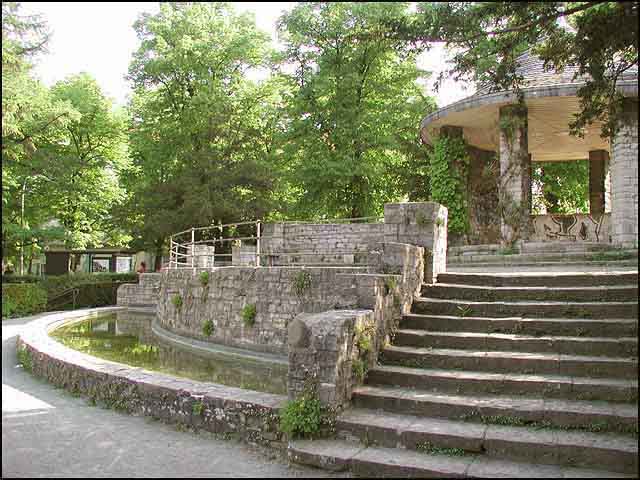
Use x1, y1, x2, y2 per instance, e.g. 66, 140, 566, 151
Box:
39, 272, 138, 297
1, 274, 42, 284
2, 284, 48, 318
1, 273, 139, 317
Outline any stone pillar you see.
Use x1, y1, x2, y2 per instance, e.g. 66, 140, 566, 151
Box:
383, 202, 447, 283
610, 99, 639, 247
498, 104, 531, 244
589, 150, 608, 217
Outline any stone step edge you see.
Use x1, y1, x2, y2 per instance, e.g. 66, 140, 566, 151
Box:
447, 249, 638, 260
382, 344, 639, 364
415, 296, 639, 307
396, 328, 639, 344
368, 364, 639, 388
338, 407, 639, 450
336, 409, 638, 472
437, 271, 639, 278
403, 313, 639, 325
425, 283, 639, 292
288, 439, 637, 478
351, 385, 639, 425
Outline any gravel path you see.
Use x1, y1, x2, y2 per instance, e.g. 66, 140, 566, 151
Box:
2, 313, 347, 478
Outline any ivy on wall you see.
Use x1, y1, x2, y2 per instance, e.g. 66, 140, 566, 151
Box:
428, 135, 471, 235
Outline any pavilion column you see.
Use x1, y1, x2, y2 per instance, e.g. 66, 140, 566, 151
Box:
588, 150, 608, 217
498, 104, 531, 244
610, 98, 639, 247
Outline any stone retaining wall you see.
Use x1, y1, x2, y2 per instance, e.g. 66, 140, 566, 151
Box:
156, 267, 369, 355
117, 273, 161, 308
288, 242, 425, 408
259, 202, 448, 269
17, 308, 287, 450
260, 223, 384, 265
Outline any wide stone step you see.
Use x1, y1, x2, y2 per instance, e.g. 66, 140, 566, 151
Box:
394, 329, 638, 357
423, 283, 638, 302
380, 345, 638, 379
436, 271, 639, 287
334, 409, 638, 474
366, 365, 638, 402
449, 241, 615, 256
447, 250, 638, 265
412, 297, 638, 319
402, 314, 639, 338
351, 385, 638, 432
289, 438, 637, 478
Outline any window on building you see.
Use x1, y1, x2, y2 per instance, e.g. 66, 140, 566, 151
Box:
116, 256, 133, 273
91, 256, 110, 272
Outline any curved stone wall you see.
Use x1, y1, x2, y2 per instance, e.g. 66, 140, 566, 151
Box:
16, 307, 286, 449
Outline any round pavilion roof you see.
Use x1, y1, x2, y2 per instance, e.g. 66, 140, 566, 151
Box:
421, 49, 638, 162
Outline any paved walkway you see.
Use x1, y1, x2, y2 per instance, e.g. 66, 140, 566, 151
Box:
2, 314, 348, 478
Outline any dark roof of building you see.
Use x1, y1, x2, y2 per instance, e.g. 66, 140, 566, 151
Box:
45, 249, 136, 255
473, 46, 638, 96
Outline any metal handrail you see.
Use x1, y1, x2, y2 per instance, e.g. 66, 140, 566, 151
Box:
167, 216, 385, 270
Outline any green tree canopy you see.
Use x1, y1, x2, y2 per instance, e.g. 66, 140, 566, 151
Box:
276, 2, 436, 219
123, 2, 283, 266
2, 4, 130, 272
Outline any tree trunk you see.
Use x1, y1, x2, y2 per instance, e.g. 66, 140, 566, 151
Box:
154, 240, 164, 271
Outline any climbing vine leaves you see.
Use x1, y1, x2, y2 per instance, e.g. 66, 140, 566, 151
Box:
428, 135, 470, 235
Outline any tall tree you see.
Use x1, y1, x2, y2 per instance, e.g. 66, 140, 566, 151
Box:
276, 2, 436, 219
2, 3, 76, 272
124, 2, 282, 267
44, 73, 130, 248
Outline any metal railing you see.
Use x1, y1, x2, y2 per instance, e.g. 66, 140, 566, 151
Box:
168, 216, 384, 270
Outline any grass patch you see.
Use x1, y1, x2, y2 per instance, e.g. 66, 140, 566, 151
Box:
590, 251, 636, 262
416, 441, 467, 457
458, 411, 639, 436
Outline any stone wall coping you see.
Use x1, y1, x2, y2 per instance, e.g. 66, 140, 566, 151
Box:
17, 306, 287, 410
150, 317, 288, 367
335, 273, 402, 278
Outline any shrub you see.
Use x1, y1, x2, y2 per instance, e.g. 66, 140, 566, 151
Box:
202, 319, 215, 336
352, 358, 367, 382
17, 344, 33, 372
1, 284, 47, 318
292, 270, 312, 298
199, 271, 210, 286
279, 392, 324, 438
172, 294, 183, 309
242, 304, 256, 327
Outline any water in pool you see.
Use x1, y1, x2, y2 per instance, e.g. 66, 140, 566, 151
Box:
50, 311, 287, 395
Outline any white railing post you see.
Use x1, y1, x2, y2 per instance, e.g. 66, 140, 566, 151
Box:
169, 236, 173, 270
191, 227, 195, 273
256, 220, 261, 267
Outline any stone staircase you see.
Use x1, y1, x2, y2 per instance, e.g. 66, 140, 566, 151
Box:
289, 270, 639, 477
448, 242, 638, 271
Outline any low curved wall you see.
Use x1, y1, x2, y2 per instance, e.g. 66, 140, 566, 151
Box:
16, 307, 287, 449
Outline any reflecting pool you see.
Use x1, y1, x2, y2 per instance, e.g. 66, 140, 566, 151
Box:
50, 311, 287, 395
